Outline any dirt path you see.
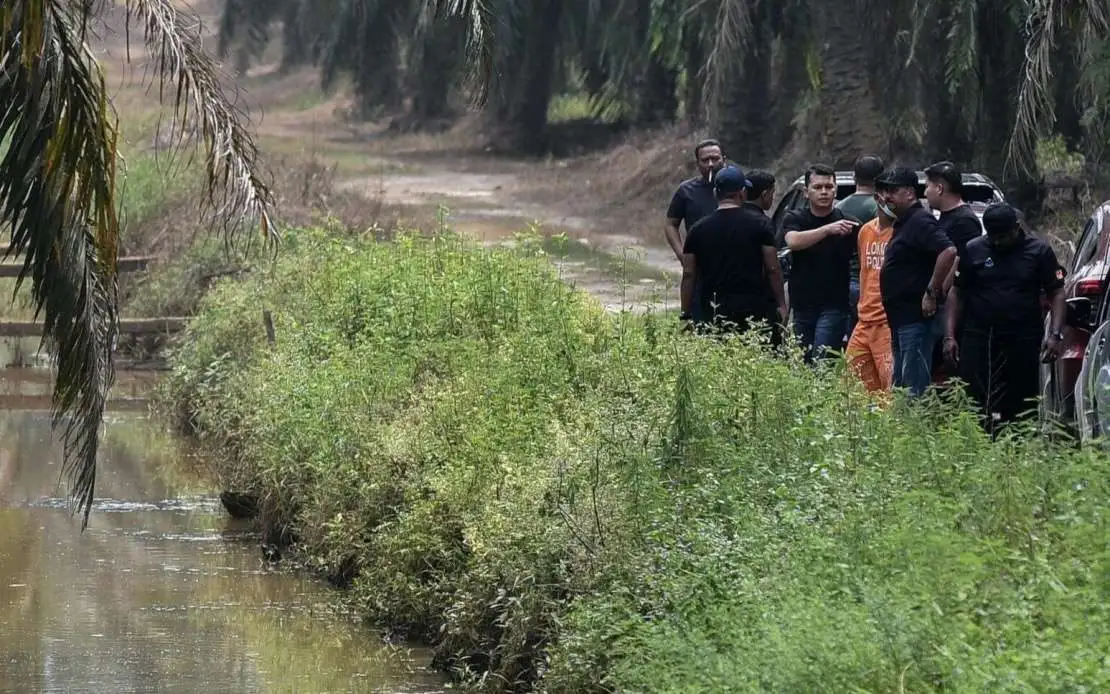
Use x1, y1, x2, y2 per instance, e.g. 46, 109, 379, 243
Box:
335, 156, 679, 312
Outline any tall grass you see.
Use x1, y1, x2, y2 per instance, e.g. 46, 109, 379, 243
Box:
161, 226, 1110, 693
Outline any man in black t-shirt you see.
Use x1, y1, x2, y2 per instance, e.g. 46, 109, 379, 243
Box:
681, 166, 788, 342
877, 167, 957, 396
943, 204, 1066, 434
667, 139, 726, 323
782, 164, 858, 361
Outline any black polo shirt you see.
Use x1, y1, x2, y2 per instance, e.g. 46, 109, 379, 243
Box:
880, 203, 954, 328
684, 206, 777, 320
954, 233, 1064, 336
667, 177, 718, 232
782, 207, 856, 311
938, 204, 981, 258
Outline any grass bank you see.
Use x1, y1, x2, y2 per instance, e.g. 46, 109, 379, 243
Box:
161, 226, 1110, 693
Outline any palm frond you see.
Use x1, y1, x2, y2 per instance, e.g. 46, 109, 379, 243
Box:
0, 1, 120, 527
0, 0, 274, 527
435, 0, 496, 105
122, 0, 275, 240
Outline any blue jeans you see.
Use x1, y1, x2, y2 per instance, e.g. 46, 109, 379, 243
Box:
793, 307, 848, 362
891, 317, 940, 397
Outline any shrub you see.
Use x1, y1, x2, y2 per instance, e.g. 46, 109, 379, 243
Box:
162, 227, 1110, 692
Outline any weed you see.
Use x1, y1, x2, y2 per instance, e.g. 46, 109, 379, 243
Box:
162, 227, 1110, 693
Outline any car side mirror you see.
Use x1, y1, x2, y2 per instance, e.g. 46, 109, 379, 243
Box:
1066, 296, 1094, 330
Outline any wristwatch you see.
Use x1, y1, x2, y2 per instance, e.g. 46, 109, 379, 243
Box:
1049, 330, 1064, 341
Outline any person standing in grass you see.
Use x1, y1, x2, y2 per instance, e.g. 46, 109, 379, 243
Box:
667, 139, 726, 322
846, 181, 895, 393
943, 203, 1066, 435
836, 155, 884, 340
680, 166, 788, 343
877, 166, 957, 397
782, 164, 858, 362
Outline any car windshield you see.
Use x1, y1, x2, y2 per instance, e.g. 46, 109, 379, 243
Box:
837, 183, 997, 203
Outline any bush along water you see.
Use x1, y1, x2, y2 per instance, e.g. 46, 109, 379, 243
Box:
162, 225, 1110, 693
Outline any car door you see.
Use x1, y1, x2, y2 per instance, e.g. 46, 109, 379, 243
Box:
1076, 291, 1110, 444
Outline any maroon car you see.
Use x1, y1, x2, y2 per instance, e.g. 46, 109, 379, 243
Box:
1041, 201, 1110, 425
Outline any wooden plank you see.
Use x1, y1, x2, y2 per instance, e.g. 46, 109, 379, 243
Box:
0, 256, 157, 278
0, 317, 186, 337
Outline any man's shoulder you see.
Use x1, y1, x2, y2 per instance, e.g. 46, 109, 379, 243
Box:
675, 176, 707, 191
965, 235, 991, 255
859, 218, 883, 236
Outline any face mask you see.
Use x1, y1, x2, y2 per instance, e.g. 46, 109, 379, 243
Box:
988, 231, 1019, 248
877, 200, 896, 218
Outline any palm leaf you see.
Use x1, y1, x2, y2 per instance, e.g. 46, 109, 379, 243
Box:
434, 0, 496, 105
0, 0, 274, 527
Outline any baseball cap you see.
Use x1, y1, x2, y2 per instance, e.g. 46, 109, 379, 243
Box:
982, 203, 1019, 235
876, 166, 918, 189
714, 165, 752, 195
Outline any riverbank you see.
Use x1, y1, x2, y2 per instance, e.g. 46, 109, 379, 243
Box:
159, 224, 1110, 692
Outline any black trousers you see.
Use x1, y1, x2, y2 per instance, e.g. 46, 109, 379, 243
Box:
957, 330, 1041, 433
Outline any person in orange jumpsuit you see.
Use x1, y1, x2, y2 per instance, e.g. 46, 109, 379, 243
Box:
846, 183, 896, 392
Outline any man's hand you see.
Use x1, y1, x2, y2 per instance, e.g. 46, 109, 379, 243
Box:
922, 291, 937, 317
943, 336, 959, 364
1041, 333, 1063, 363
824, 219, 857, 236
777, 305, 789, 326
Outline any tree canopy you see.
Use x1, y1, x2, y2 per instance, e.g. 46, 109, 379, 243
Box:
219, 0, 1110, 187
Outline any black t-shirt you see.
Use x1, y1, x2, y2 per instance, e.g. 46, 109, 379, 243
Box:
667, 177, 718, 232
880, 203, 955, 327
938, 204, 981, 258
954, 233, 1064, 335
684, 206, 777, 320
782, 207, 856, 311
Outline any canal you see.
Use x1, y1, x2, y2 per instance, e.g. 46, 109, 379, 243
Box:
0, 367, 445, 693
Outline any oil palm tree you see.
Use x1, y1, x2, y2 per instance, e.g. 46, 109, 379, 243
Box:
0, 0, 274, 527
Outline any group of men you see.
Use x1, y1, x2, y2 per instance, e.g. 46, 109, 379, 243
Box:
669, 139, 1068, 431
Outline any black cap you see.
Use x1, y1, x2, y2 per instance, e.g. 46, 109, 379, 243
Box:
982, 203, 1019, 235
876, 166, 918, 189
714, 165, 752, 195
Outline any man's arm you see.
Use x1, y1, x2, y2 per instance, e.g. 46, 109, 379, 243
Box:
785, 215, 854, 251
918, 218, 957, 296
1039, 245, 1068, 336
929, 247, 958, 296
945, 286, 962, 340
665, 189, 687, 261
666, 218, 685, 261
761, 245, 788, 319
680, 252, 697, 314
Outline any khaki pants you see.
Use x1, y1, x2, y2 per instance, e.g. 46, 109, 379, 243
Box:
847, 320, 893, 393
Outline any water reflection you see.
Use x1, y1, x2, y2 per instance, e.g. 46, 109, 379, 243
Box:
0, 370, 444, 693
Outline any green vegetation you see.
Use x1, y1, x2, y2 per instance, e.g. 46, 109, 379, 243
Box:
162, 227, 1110, 692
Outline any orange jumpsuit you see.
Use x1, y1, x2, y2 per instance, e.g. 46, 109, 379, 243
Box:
846, 218, 894, 392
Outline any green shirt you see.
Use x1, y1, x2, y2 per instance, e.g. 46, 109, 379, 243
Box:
836, 193, 878, 282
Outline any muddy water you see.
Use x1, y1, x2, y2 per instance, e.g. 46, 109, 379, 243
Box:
0, 367, 444, 694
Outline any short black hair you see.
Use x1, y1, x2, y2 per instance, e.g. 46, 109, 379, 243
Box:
853, 155, 884, 185
694, 139, 721, 158
747, 170, 776, 198
924, 160, 963, 194
804, 164, 836, 187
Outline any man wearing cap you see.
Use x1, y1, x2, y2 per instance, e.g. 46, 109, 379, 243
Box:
680, 165, 788, 342
877, 166, 958, 397
783, 164, 859, 362
667, 139, 727, 322
943, 203, 1066, 433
